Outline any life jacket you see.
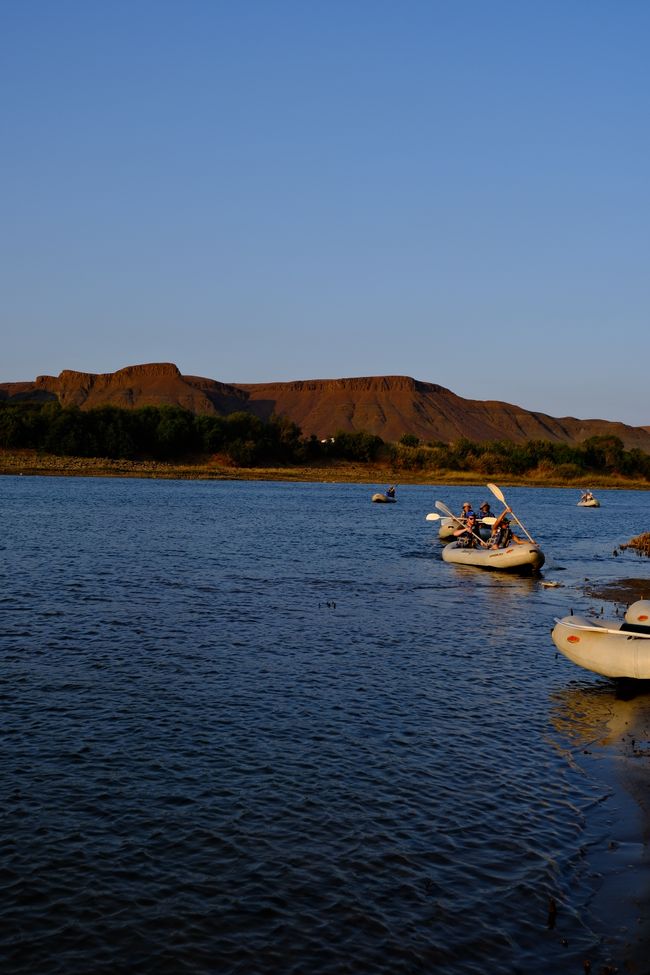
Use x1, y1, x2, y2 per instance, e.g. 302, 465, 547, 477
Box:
457, 528, 477, 548
491, 525, 512, 548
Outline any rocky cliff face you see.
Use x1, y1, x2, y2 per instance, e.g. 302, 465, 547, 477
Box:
1, 363, 649, 450
235, 375, 650, 451
2, 363, 249, 416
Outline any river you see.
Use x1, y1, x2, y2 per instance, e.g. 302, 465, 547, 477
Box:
2, 476, 650, 974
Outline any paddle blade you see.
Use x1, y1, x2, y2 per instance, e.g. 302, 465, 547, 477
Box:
480, 516, 497, 525
485, 482, 537, 543
435, 500, 455, 518
487, 482, 506, 504
425, 513, 441, 521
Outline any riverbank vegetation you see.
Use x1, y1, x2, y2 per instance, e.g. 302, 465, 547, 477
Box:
620, 534, 650, 557
1, 401, 649, 487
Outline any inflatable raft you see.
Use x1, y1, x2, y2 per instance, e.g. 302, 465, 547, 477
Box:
438, 517, 492, 541
372, 493, 396, 504
442, 540, 545, 573
577, 493, 600, 507
551, 601, 650, 679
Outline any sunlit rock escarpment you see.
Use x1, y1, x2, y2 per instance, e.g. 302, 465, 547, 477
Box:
2, 363, 649, 449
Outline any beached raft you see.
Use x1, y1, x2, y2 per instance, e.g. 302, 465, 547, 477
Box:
552, 601, 650, 679
442, 540, 545, 573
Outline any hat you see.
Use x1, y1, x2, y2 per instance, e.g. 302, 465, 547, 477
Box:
480, 502, 490, 509
462, 501, 471, 508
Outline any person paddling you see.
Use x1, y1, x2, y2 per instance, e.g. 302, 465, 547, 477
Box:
453, 513, 484, 548
488, 508, 530, 548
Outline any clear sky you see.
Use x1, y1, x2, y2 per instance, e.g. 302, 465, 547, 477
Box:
2, 0, 649, 425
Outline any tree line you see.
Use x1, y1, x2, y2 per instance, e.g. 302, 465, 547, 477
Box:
0, 401, 649, 478
390, 433, 650, 479
0, 401, 384, 465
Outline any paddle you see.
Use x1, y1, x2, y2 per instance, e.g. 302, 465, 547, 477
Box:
434, 500, 488, 546
486, 483, 536, 544
427, 511, 496, 524
555, 618, 650, 639
434, 500, 465, 525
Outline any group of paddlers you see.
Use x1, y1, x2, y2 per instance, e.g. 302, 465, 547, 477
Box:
453, 500, 528, 550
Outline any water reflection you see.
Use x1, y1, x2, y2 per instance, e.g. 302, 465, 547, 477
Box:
550, 679, 650, 751
437, 560, 543, 594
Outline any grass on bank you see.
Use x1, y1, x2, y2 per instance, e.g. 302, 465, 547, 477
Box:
1, 447, 650, 490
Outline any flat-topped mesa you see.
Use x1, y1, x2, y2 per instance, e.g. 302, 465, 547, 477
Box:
55, 363, 182, 385
235, 376, 452, 396
34, 363, 183, 393
28, 363, 219, 412
113, 363, 182, 381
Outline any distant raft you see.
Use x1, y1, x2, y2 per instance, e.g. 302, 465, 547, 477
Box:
552, 601, 650, 679
371, 492, 397, 504
577, 491, 600, 507
442, 540, 545, 573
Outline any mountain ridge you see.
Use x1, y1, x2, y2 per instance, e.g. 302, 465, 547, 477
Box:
1, 362, 649, 451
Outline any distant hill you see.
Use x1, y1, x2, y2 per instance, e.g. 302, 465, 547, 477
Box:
2, 362, 649, 451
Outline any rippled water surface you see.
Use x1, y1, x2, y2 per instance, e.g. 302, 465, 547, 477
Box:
2, 477, 650, 974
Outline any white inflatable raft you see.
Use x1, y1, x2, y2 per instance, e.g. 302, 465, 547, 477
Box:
577, 493, 600, 507
552, 601, 650, 679
372, 492, 396, 503
442, 540, 545, 573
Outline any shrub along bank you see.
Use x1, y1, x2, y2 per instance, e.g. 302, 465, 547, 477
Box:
0, 401, 649, 482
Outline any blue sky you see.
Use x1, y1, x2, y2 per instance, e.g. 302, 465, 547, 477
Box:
2, 0, 649, 425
